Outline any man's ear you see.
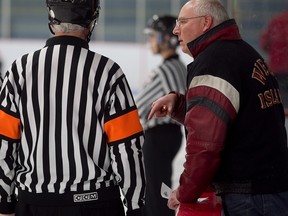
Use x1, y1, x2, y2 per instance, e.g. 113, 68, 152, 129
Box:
203, 16, 213, 32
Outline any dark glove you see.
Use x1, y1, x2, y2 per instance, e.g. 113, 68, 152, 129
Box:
126, 208, 143, 216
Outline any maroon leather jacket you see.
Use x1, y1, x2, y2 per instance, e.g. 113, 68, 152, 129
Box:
172, 19, 288, 203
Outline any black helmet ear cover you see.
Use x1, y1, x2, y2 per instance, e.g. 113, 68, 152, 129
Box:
47, 7, 56, 34
48, 7, 61, 25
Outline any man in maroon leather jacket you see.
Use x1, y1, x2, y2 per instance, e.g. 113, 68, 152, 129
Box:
149, 0, 288, 215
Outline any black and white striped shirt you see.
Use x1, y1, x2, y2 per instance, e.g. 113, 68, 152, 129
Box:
0, 36, 145, 213
136, 55, 187, 130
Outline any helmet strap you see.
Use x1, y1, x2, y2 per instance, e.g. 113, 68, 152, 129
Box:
48, 24, 55, 35
87, 19, 97, 42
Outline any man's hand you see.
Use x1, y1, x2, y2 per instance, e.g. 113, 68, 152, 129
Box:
167, 189, 180, 210
0, 214, 15, 216
148, 93, 178, 120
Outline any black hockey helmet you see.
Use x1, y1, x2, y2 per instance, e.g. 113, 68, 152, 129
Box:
144, 15, 178, 48
46, 0, 100, 27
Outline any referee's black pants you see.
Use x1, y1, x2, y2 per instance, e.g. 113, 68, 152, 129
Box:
15, 198, 125, 216
142, 124, 183, 216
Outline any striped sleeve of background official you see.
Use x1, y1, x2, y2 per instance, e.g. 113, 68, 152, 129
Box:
0, 43, 145, 210
136, 57, 187, 129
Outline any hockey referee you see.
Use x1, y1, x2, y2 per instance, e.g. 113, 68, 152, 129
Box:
0, 0, 145, 216
135, 15, 186, 216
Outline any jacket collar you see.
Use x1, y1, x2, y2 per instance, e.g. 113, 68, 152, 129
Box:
187, 19, 241, 58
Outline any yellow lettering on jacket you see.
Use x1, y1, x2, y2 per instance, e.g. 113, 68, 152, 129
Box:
252, 59, 273, 85
258, 88, 281, 109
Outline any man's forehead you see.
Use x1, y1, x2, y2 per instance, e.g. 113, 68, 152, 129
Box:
178, 2, 194, 18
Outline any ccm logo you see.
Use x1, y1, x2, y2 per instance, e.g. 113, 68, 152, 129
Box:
73, 192, 98, 202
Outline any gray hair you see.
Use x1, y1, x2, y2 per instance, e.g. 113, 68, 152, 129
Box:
51, 23, 86, 33
192, 0, 230, 26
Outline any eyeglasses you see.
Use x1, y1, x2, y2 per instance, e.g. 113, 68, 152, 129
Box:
175, 15, 206, 27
